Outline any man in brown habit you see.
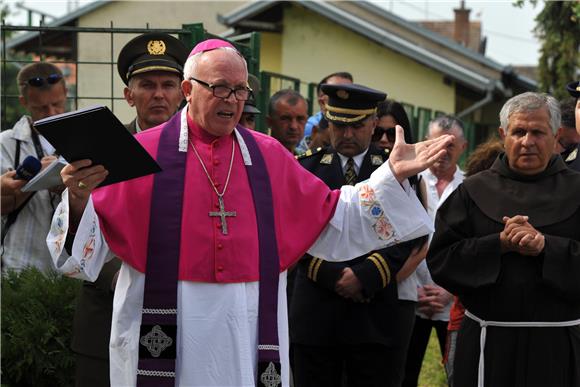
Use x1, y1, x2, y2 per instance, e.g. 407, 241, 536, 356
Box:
427, 91, 580, 387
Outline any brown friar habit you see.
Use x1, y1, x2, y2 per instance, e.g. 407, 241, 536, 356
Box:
427, 154, 580, 387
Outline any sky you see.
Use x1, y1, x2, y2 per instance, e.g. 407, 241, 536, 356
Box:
2, 0, 542, 66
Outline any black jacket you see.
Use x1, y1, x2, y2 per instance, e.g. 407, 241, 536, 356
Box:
290, 145, 416, 346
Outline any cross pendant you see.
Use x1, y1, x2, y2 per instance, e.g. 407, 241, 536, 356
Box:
209, 196, 237, 235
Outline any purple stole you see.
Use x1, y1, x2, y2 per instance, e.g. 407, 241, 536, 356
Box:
136, 111, 282, 387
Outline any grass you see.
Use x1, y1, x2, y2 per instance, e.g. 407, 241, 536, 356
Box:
418, 331, 448, 387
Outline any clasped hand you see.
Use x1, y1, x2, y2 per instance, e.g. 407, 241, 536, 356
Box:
500, 215, 545, 256
335, 268, 368, 303
417, 284, 452, 317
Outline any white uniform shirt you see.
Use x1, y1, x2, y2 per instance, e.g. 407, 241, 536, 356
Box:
415, 166, 464, 321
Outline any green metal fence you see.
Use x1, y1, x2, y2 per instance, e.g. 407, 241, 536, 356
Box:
1, 22, 260, 130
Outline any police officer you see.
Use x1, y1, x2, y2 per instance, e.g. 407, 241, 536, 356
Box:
290, 83, 420, 387
72, 32, 187, 387
565, 81, 580, 171
117, 32, 188, 132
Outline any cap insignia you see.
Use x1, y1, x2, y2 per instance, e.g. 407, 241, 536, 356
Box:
320, 154, 334, 164
576, 86, 580, 92
336, 90, 349, 99
371, 155, 384, 166
147, 40, 166, 55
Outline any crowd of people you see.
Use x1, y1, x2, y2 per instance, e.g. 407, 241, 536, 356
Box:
1, 32, 580, 387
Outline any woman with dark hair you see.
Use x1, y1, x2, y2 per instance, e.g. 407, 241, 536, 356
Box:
373, 100, 413, 151
372, 100, 431, 384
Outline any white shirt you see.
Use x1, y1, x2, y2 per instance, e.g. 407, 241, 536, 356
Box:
48, 156, 433, 387
1, 115, 60, 273
415, 166, 464, 320
336, 150, 367, 175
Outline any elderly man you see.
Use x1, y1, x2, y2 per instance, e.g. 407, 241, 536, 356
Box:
267, 89, 308, 154
291, 84, 422, 387
70, 32, 188, 387
404, 115, 467, 387
48, 39, 452, 387
0, 62, 67, 273
427, 92, 580, 387
565, 81, 580, 171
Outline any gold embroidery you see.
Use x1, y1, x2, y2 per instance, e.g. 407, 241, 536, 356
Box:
147, 40, 166, 55
373, 253, 391, 285
336, 90, 349, 99
325, 105, 376, 115
320, 154, 333, 164
371, 155, 383, 166
368, 255, 387, 288
308, 257, 319, 280
312, 259, 323, 282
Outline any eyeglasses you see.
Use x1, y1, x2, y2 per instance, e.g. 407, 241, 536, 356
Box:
372, 126, 396, 143
189, 77, 252, 101
26, 74, 63, 87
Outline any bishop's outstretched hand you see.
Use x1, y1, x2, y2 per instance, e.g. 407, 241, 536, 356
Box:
388, 125, 454, 183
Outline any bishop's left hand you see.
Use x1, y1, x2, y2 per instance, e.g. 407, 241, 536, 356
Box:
388, 125, 454, 183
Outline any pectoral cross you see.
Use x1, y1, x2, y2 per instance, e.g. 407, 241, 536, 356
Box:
209, 196, 236, 235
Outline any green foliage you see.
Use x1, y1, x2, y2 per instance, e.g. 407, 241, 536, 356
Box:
1, 267, 82, 387
418, 331, 448, 387
516, 1, 580, 100
2, 60, 28, 129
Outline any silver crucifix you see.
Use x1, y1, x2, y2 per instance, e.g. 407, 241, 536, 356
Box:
209, 196, 236, 235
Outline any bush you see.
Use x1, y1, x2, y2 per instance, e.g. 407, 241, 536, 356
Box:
1, 267, 82, 386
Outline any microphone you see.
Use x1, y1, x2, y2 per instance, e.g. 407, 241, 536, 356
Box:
14, 155, 42, 180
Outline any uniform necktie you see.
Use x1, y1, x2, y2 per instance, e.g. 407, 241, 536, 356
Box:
345, 157, 357, 186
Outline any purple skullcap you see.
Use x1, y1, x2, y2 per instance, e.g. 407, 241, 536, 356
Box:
188, 39, 236, 57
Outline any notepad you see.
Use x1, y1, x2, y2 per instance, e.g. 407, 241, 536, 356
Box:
21, 158, 67, 192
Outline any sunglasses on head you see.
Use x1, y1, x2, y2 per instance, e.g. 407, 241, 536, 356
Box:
26, 74, 63, 87
372, 126, 396, 142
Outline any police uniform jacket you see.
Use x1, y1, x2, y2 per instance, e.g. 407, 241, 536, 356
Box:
290, 145, 416, 346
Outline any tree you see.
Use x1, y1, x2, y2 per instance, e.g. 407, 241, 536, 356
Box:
516, 1, 580, 100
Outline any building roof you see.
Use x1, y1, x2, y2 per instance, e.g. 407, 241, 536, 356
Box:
4, 1, 111, 55
219, 0, 536, 95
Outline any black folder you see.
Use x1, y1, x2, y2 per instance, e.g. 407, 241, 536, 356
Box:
34, 106, 162, 188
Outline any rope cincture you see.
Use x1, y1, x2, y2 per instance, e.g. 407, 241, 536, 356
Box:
465, 309, 580, 387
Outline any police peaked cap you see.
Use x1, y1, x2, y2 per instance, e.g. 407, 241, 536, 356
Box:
117, 32, 189, 85
566, 81, 580, 99
322, 83, 386, 124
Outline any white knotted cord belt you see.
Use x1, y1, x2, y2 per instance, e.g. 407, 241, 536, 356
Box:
464, 309, 580, 387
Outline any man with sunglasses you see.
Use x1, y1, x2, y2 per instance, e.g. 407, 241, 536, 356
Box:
0, 62, 67, 273
291, 84, 421, 387
49, 39, 454, 387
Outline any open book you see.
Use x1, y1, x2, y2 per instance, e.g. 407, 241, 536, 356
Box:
21, 159, 67, 192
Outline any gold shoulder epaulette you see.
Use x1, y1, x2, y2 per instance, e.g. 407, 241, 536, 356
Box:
296, 147, 323, 160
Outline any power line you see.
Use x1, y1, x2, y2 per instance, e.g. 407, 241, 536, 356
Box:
396, 1, 450, 20
484, 28, 538, 44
